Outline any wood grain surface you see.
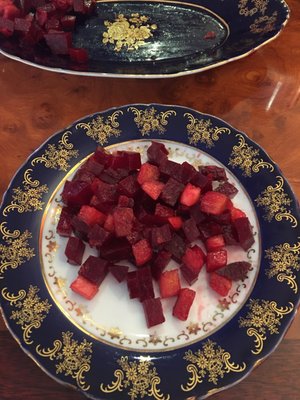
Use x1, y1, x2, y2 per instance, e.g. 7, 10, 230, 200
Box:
0, 0, 300, 399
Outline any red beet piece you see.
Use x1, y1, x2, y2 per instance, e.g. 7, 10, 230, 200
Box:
36, 4, 56, 26
53, 0, 70, 11
233, 217, 254, 250
221, 224, 239, 245
151, 250, 171, 280
118, 174, 140, 197
179, 162, 198, 184
142, 297, 165, 328
159, 159, 182, 179
93, 147, 112, 166
201, 165, 227, 181
216, 261, 251, 281
132, 239, 152, 266
103, 213, 114, 233
182, 245, 205, 276
198, 221, 222, 240
155, 203, 175, 218
70, 275, 98, 300
173, 288, 196, 321
216, 181, 238, 198
137, 266, 154, 302
151, 224, 172, 247
127, 151, 142, 170
61, 15, 76, 31
79, 256, 108, 286
56, 207, 73, 237
81, 156, 104, 176
191, 172, 212, 192
206, 249, 227, 272
3, 3, 20, 19
137, 162, 160, 185
92, 178, 118, 204
209, 272, 232, 297
189, 205, 207, 224
180, 264, 199, 286
78, 205, 106, 226
73, 168, 95, 184
142, 180, 164, 200
180, 183, 201, 207
71, 215, 89, 241
113, 207, 134, 237
200, 191, 230, 215
14, 17, 32, 32
159, 269, 181, 298
69, 47, 88, 63
210, 210, 232, 225
44, 31, 72, 55
164, 233, 186, 261
88, 224, 111, 247
182, 218, 200, 242
61, 180, 92, 207
147, 141, 168, 165
118, 195, 134, 208
127, 271, 140, 299
205, 234, 225, 252
109, 264, 129, 282
101, 238, 132, 262
204, 30, 216, 39
65, 236, 85, 265
89, 195, 114, 214
0, 17, 14, 36
45, 17, 61, 31
231, 207, 246, 221
168, 216, 183, 230
161, 177, 184, 207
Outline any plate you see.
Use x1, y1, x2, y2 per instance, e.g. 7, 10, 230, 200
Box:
0, 103, 299, 400
0, 0, 290, 78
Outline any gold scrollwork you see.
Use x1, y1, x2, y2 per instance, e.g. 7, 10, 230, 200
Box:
103, 13, 157, 52
100, 356, 170, 400
128, 107, 176, 136
250, 12, 278, 34
36, 331, 92, 391
265, 241, 300, 293
228, 133, 274, 177
0, 222, 35, 277
1, 286, 51, 344
3, 169, 48, 215
181, 340, 246, 391
31, 131, 79, 172
255, 176, 298, 227
76, 111, 123, 145
238, 0, 269, 17
184, 113, 230, 148
239, 299, 294, 354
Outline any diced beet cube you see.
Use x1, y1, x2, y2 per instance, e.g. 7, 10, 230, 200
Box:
127, 271, 140, 299
151, 250, 171, 280
205, 234, 225, 252
109, 151, 129, 170
155, 203, 175, 218
56, 207, 73, 237
100, 238, 132, 262
142, 180, 164, 200
216, 261, 251, 281
209, 272, 232, 297
179, 162, 198, 184
36, 4, 56, 26
201, 165, 227, 181
100, 168, 129, 184
93, 147, 112, 166
142, 297, 165, 328
137, 163, 160, 185
65, 236, 85, 265
180, 183, 201, 207
73, 168, 95, 184
189, 205, 207, 224
3, 4, 20, 20
70, 275, 99, 300
45, 17, 61, 31
180, 264, 199, 286
44, 31, 72, 55
191, 172, 212, 192
118, 174, 140, 197
0, 17, 14, 36
69, 47, 88, 64
200, 191, 230, 215
109, 264, 129, 282
89, 195, 114, 214
206, 249, 227, 272
151, 224, 172, 247
233, 217, 254, 250
78, 256, 108, 286
137, 209, 165, 227
92, 178, 118, 204
182, 218, 200, 242
198, 221, 222, 240
103, 213, 114, 232
127, 151, 142, 170
216, 181, 238, 198
53, 0, 70, 11
168, 216, 183, 230
211, 210, 232, 225
147, 141, 168, 165
132, 239, 152, 266
164, 233, 186, 261
73, 0, 85, 12
14, 17, 32, 32
118, 195, 134, 208
221, 224, 239, 245
230, 207, 246, 221
159, 269, 181, 298
159, 159, 182, 179
71, 215, 89, 240
161, 177, 184, 207
78, 205, 106, 226
61, 15, 76, 31
61, 180, 93, 207
182, 245, 205, 275
126, 229, 143, 244
113, 207, 134, 237
88, 224, 111, 247
173, 288, 196, 321
137, 266, 154, 302
82, 156, 104, 176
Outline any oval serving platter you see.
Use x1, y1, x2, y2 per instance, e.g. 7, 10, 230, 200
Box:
0, 0, 290, 78
0, 104, 299, 400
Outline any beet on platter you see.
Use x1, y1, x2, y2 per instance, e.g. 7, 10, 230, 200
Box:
0, 104, 299, 400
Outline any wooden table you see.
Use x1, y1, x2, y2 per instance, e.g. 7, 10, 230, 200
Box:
0, 0, 300, 399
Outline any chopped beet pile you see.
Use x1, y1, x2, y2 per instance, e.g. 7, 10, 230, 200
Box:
0, 0, 96, 63
57, 142, 254, 328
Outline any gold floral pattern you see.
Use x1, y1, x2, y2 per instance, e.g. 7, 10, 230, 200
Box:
228, 134, 274, 177
100, 356, 170, 400
184, 113, 231, 148
1, 286, 51, 344
36, 331, 92, 391
31, 131, 79, 172
265, 242, 300, 293
181, 340, 246, 391
250, 12, 278, 34
238, 0, 269, 16
0, 222, 35, 276
76, 111, 123, 145
239, 299, 293, 354
128, 107, 176, 136
3, 169, 48, 216
103, 13, 157, 52
255, 176, 298, 227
